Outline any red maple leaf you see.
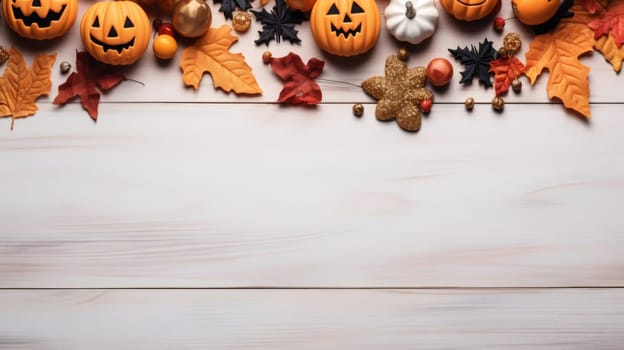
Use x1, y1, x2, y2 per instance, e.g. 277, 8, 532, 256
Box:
588, 0, 624, 48
489, 56, 525, 96
268, 52, 324, 105
53, 51, 125, 121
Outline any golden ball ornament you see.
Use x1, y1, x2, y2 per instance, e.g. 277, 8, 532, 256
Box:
464, 97, 474, 110
232, 11, 252, 32
352, 103, 364, 117
172, 0, 212, 38
492, 96, 504, 111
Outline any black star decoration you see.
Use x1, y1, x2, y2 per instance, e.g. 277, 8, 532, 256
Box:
448, 38, 498, 88
214, 0, 251, 20
251, 0, 305, 46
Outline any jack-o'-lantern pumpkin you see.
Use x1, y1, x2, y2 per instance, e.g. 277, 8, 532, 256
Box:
512, 0, 560, 25
439, 0, 499, 21
80, 1, 150, 65
310, 0, 381, 56
1, 0, 78, 39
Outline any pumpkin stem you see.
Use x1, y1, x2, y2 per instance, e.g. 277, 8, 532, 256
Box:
405, 1, 416, 19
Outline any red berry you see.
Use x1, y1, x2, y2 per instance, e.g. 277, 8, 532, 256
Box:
494, 17, 505, 31
159, 22, 175, 37
420, 99, 432, 113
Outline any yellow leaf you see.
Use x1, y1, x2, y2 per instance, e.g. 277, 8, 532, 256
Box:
180, 25, 262, 95
524, 6, 595, 118
595, 33, 624, 72
0, 48, 56, 128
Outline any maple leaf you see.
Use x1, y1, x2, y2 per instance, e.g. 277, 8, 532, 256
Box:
524, 5, 595, 118
251, 0, 304, 46
595, 32, 624, 71
448, 38, 498, 88
214, 0, 251, 19
589, 0, 624, 47
180, 25, 262, 95
578, 0, 609, 14
489, 56, 525, 96
53, 51, 125, 121
0, 48, 56, 130
268, 52, 324, 105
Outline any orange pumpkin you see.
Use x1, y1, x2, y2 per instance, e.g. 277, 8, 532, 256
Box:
512, 0, 560, 25
1, 0, 78, 39
286, 0, 317, 12
80, 1, 151, 65
439, 0, 499, 21
310, 0, 381, 56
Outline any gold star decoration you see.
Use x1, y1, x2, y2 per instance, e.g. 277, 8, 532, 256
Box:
361, 54, 433, 132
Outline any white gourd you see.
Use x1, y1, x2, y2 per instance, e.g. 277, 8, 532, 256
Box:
385, 0, 439, 45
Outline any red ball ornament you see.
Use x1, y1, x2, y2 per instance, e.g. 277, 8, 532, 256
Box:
493, 16, 505, 31
420, 99, 433, 113
159, 22, 175, 37
426, 58, 453, 87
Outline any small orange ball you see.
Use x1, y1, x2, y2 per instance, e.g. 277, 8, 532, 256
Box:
426, 58, 454, 87
153, 34, 178, 60
262, 51, 272, 64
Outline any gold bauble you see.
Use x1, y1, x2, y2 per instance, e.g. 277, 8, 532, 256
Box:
172, 0, 212, 38
232, 11, 251, 33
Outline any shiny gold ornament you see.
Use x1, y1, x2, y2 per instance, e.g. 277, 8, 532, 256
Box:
511, 79, 522, 93
172, 0, 212, 38
397, 48, 408, 61
492, 96, 504, 111
0, 46, 9, 65
352, 103, 364, 117
60, 61, 71, 73
232, 11, 252, 33
464, 97, 474, 110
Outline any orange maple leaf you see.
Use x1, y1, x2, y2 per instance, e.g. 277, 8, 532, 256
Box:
489, 56, 525, 96
589, 0, 624, 47
523, 6, 595, 118
180, 25, 262, 95
0, 48, 56, 129
595, 32, 624, 71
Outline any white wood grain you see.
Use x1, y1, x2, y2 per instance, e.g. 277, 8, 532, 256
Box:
1, 289, 623, 349
3, 0, 622, 104
1, 103, 623, 288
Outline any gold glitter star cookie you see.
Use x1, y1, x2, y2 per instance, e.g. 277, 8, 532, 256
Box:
361, 53, 433, 132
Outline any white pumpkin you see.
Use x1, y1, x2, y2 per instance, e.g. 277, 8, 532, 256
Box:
385, 0, 438, 45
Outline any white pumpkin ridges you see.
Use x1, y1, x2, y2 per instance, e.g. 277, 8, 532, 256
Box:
384, 0, 438, 45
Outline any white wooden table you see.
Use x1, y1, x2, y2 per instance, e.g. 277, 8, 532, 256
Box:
2, 0, 624, 348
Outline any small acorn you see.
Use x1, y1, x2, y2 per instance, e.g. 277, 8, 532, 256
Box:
465, 97, 475, 110
262, 51, 272, 64
353, 103, 364, 117
492, 96, 504, 111
512, 79, 522, 93
397, 48, 409, 61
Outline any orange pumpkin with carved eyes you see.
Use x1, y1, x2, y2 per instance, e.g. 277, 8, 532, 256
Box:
2, 0, 77, 39
80, 1, 150, 65
512, 0, 560, 25
439, 0, 499, 21
310, 0, 381, 56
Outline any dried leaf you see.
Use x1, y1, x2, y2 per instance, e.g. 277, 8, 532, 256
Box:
53, 51, 126, 121
595, 32, 624, 71
578, 0, 609, 14
0, 48, 56, 129
524, 5, 595, 118
251, 0, 304, 46
589, 0, 624, 47
448, 38, 498, 88
180, 25, 262, 95
268, 52, 324, 105
489, 56, 525, 96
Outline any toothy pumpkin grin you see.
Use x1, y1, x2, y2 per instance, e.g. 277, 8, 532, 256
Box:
89, 34, 135, 53
330, 22, 361, 38
11, 4, 66, 28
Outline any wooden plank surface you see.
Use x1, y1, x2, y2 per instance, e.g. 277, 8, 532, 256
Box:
1, 289, 624, 349
2, 103, 623, 288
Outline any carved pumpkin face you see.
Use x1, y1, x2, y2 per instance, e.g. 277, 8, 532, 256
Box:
80, 1, 150, 65
512, 0, 560, 25
439, 0, 499, 21
1, 0, 77, 39
310, 0, 381, 56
